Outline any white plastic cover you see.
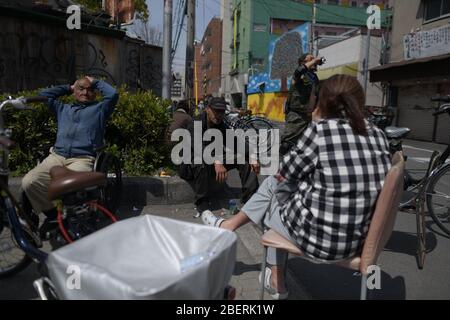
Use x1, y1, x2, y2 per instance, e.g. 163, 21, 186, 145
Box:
46, 215, 237, 300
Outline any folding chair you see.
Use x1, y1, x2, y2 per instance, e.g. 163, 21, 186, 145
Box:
260, 152, 405, 300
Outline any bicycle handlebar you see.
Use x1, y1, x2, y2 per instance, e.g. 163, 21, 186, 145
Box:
23, 96, 48, 104
0, 96, 45, 112
433, 104, 450, 116
431, 95, 450, 103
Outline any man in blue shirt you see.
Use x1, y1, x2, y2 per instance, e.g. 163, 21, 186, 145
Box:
21, 76, 119, 232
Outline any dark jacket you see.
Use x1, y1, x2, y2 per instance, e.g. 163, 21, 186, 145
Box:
286, 65, 319, 114
166, 109, 193, 144
179, 112, 230, 180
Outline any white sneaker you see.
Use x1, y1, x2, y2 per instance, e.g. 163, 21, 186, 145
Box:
259, 267, 289, 300
201, 210, 225, 228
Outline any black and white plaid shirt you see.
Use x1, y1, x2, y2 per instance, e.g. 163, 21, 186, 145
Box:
278, 119, 391, 261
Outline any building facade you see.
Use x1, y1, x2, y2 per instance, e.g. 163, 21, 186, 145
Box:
171, 72, 185, 101
223, 0, 392, 109
318, 33, 383, 107
192, 17, 223, 101
370, 0, 450, 144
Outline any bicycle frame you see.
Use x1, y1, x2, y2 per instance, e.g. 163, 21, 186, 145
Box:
0, 97, 48, 263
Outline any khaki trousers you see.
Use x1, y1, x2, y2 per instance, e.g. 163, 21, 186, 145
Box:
21, 148, 95, 213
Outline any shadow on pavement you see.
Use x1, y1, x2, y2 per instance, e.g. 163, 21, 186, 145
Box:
385, 230, 438, 256
233, 261, 260, 276
287, 257, 406, 300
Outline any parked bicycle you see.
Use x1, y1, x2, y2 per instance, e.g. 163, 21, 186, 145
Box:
224, 109, 275, 152
370, 97, 450, 236
0, 96, 119, 278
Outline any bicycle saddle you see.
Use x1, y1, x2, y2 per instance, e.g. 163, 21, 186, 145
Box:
48, 166, 106, 201
431, 95, 450, 103
384, 127, 411, 139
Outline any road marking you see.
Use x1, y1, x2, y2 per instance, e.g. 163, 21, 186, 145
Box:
409, 157, 431, 164
404, 145, 434, 153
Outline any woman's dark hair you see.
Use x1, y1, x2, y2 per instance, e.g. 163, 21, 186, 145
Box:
317, 74, 368, 136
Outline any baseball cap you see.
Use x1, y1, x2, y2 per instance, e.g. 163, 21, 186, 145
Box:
208, 97, 228, 111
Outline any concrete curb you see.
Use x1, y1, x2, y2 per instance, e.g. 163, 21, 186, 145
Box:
9, 176, 196, 206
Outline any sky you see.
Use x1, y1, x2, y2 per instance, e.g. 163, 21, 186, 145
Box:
146, 0, 221, 73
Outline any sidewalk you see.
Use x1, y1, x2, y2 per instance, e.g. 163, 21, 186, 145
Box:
134, 198, 450, 300
136, 203, 310, 300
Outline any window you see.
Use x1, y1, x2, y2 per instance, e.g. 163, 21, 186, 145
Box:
424, 0, 450, 21
351, 1, 358, 7
327, 0, 339, 5
253, 23, 266, 32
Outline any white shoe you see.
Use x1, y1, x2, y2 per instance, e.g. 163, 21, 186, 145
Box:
201, 210, 225, 228
259, 267, 289, 300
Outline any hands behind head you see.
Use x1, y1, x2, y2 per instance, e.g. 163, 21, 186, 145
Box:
71, 76, 95, 92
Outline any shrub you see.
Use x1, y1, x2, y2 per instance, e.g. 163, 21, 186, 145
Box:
0, 87, 171, 176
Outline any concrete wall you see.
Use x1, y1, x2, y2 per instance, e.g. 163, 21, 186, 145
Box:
0, 15, 162, 95
318, 34, 384, 107
390, 0, 450, 62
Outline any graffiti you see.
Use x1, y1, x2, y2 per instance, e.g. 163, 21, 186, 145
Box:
125, 47, 140, 88
141, 54, 162, 94
271, 32, 303, 80
0, 58, 4, 79
248, 23, 309, 95
0, 31, 75, 92
1, 16, 162, 95
86, 42, 117, 85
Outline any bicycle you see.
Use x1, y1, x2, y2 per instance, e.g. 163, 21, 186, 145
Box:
394, 97, 450, 235
0, 96, 118, 278
370, 96, 450, 269
224, 109, 275, 152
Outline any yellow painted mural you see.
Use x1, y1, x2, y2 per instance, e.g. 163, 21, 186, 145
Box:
248, 92, 288, 122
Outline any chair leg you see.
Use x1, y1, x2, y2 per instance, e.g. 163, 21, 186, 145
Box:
360, 274, 368, 300
260, 246, 268, 300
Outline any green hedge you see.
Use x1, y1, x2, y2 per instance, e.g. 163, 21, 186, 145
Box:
0, 87, 171, 176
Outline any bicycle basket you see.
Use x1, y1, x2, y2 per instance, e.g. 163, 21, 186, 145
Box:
44, 215, 237, 300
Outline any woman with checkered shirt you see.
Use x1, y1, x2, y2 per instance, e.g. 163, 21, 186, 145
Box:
202, 75, 391, 299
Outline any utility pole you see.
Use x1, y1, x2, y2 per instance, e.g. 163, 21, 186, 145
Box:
310, 0, 317, 54
363, 0, 373, 97
162, 0, 173, 99
185, 0, 195, 101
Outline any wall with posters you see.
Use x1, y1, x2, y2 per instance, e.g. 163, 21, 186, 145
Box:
403, 24, 450, 60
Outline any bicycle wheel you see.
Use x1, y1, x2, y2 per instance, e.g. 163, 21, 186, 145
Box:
426, 163, 450, 235
97, 153, 122, 214
242, 117, 275, 152
0, 208, 33, 278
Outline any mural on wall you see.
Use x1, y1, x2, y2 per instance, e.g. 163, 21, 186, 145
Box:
247, 23, 309, 121
247, 23, 309, 94
248, 92, 288, 122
